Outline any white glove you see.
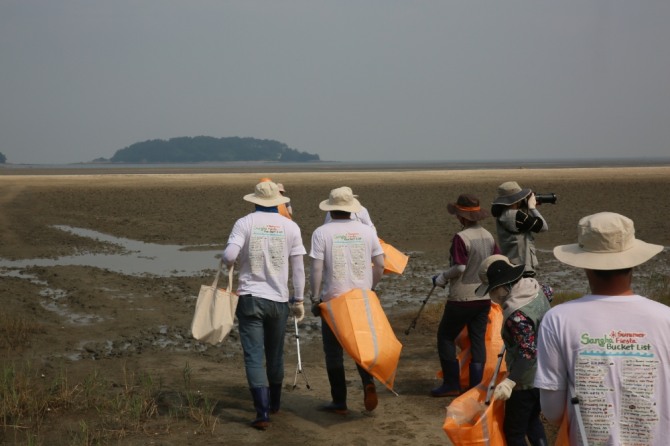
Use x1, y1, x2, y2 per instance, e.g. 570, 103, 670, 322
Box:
291, 301, 305, 323
432, 273, 448, 288
527, 193, 537, 210
493, 378, 516, 401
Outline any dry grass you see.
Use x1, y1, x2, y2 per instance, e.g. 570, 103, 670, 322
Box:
0, 361, 219, 445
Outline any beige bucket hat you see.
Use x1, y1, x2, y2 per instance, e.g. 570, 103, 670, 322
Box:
475, 255, 526, 297
553, 212, 663, 270
319, 186, 362, 213
244, 181, 290, 207
492, 181, 532, 206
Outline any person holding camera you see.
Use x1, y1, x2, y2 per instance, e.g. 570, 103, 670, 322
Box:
491, 181, 549, 277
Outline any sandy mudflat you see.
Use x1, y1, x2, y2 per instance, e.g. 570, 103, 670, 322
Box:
1, 166, 669, 445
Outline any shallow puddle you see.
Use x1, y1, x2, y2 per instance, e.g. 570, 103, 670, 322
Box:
0, 225, 222, 277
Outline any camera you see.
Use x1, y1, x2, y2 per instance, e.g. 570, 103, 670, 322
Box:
535, 193, 558, 205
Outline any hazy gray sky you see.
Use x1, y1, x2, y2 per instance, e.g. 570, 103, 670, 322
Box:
2, 1, 669, 164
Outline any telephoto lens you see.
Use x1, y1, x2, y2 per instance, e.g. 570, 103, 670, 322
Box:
535, 193, 558, 205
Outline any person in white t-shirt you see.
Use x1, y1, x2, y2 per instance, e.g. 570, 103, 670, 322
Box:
534, 212, 668, 445
222, 181, 306, 430
310, 186, 384, 414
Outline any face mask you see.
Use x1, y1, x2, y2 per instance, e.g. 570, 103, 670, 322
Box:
489, 285, 510, 304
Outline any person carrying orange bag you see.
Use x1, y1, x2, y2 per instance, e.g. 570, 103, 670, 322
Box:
309, 186, 385, 414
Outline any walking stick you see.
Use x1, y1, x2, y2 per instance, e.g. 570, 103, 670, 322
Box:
570, 388, 589, 446
292, 316, 311, 390
405, 285, 437, 335
485, 345, 506, 405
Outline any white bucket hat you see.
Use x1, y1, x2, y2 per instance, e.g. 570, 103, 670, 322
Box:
492, 181, 532, 206
553, 212, 663, 270
243, 181, 290, 207
319, 186, 362, 213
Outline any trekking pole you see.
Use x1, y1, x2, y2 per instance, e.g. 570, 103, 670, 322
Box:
292, 317, 311, 390
485, 345, 506, 405
405, 285, 437, 335
571, 388, 589, 446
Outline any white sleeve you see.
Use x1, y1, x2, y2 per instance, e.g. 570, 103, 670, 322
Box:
289, 254, 305, 301
539, 389, 567, 425
310, 258, 324, 300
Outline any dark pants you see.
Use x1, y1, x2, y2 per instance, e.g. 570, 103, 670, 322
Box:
504, 388, 547, 446
236, 295, 289, 388
437, 301, 490, 363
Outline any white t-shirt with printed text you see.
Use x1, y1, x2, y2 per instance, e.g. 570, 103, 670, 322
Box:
535, 294, 670, 445
226, 211, 306, 302
309, 219, 383, 302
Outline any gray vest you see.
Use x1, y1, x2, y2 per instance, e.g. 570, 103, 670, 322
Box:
501, 281, 551, 389
448, 225, 497, 302
496, 209, 538, 273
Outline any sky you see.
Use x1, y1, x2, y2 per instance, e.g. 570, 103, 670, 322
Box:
1, 1, 669, 165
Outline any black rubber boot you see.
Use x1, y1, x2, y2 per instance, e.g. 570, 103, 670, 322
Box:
431, 360, 461, 397
250, 387, 270, 430
269, 383, 282, 414
468, 362, 484, 389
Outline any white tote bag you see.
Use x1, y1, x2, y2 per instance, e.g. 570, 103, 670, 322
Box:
191, 262, 239, 345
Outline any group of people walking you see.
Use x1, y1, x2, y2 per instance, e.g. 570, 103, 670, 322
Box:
430, 181, 669, 446
221, 181, 383, 429
220, 178, 670, 446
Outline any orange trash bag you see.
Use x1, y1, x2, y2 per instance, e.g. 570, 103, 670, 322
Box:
320, 288, 402, 391
443, 370, 507, 445
443, 344, 507, 445
437, 303, 507, 388
378, 238, 409, 275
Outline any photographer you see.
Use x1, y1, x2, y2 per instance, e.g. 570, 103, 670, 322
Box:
491, 182, 548, 277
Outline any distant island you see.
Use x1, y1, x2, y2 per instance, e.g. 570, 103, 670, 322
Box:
103, 136, 320, 163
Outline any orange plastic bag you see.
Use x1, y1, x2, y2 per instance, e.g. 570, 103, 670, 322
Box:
320, 288, 402, 391
437, 303, 507, 387
443, 371, 507, 446
554, 410, 570, 446
378, 238, 409, 275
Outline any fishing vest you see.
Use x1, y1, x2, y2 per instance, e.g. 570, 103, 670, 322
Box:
496, 209, 538, 273
501, 281, 550, 389
449, 225, 497, 302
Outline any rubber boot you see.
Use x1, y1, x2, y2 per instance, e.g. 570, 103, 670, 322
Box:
269, 383, 282, 414
529, 438, 548, 446
320, 367, 348, 414
431, 360, 461, 397
468, 362, 484, 390
250, 387, 270, 430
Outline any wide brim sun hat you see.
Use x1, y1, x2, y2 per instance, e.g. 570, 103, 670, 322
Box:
447, 194, 490, 221
553, 212, 663, 270
492, 181, 532, 206
475, 255, 526, 297
243, 181, 290, 207
319, 186, 362, 213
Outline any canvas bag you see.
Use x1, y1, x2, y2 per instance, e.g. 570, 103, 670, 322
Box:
191, 262, 238, 345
